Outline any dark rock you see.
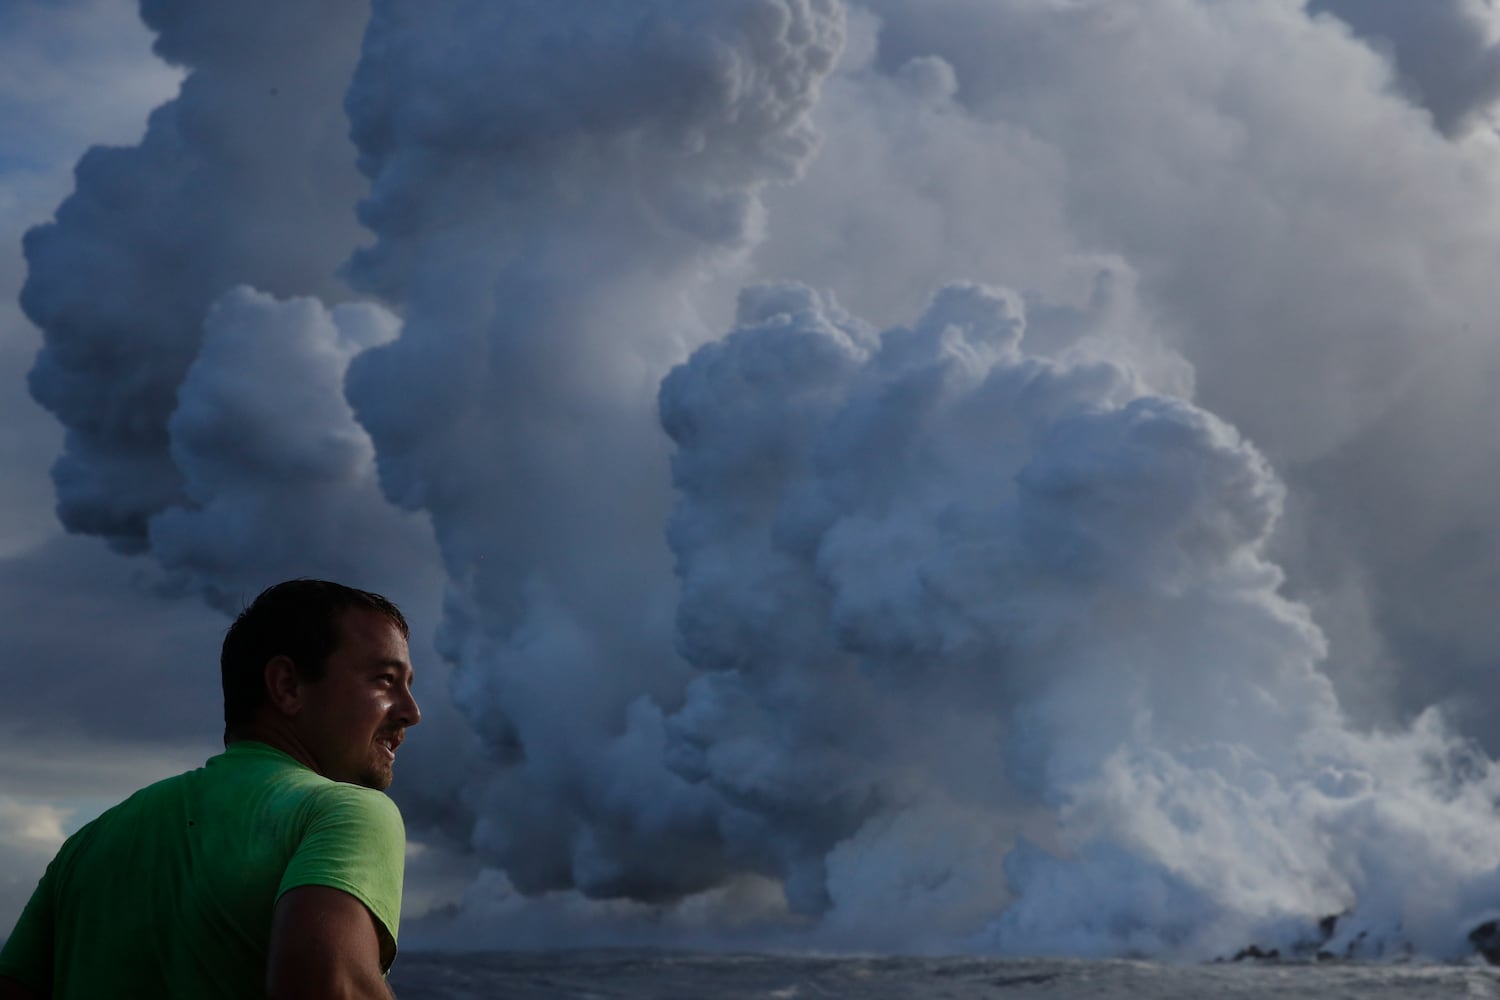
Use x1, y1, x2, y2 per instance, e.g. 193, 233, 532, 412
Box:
1223, 911, 1347, 965
1292, 912, 1343, 959
1469, 919, 1500, 964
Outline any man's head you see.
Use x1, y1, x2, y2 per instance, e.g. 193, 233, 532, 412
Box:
222, 579, 420, 789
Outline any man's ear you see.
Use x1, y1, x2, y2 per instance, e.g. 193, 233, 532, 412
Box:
264, 655, 304, 717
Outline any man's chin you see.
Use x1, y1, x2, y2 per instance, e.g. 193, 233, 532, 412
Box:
331, 759, 394, 790
361, 760, 395, 790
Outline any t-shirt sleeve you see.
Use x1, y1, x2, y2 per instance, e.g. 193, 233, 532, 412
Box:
0, 859, 57, 994
276, 785, 406, 965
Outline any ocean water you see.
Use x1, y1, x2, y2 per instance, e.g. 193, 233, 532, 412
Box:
387, 951, 1500, 999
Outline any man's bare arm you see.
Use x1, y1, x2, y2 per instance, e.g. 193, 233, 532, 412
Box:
0, 976, 42, 1000
267, 885, 396, 1000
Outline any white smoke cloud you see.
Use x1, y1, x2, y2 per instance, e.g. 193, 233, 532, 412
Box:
19, 0, 1500, 962
814, 0, 1500, 465
14, 0, 454, 612
761, 0, 1500, 752
987, 716, 1500, 959
1310, 0, 1500, 136
0, 0, 181, 558
659, 280, 1308, 949
660, 280, 1500, 958
22, 0, 373, 552
340, 0, 846, 903
5, 0, 460, 909
147, 287, 432, 611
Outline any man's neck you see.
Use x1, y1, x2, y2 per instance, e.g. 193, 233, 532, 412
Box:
226, 719, 321, 775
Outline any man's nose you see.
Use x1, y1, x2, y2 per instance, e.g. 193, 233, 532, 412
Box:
398, 682, 421, 727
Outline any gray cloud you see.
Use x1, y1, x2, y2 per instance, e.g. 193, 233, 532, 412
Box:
21, 0, 372, 552
766, 0, 1500, 751
2, 0, 465, 914
16, 0, 446, 611
146, 287, 435, 612
341, 0, 846, 903
0, 0, 182, 557
0, 0, 182, 173
0, 537, 221, 744
16, 0, 1500, 961
1310, 0, 1500, 136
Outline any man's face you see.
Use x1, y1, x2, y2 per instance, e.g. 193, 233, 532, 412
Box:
296, 608, 421, 790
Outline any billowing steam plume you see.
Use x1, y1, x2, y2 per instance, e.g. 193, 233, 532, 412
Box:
22, 0, 1500, 959
1311, 0, 1500, 136
21, 0, 430, 608
340, 0, 845, 901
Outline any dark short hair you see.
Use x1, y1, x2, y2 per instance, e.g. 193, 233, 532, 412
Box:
221, 579, 409, 735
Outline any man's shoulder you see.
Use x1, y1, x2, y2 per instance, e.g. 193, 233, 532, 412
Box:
210, 741, 331, 799
209, 742, 404, 837
60, 765, 199, 845
304, 780, 405, 832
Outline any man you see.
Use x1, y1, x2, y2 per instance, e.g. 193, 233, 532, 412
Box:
0, 579, 422, 999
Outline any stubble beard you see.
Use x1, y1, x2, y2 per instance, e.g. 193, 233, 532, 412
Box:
361, 751, 395, 790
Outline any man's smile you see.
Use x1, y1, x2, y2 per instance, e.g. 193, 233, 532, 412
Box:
376, 732, 403, 760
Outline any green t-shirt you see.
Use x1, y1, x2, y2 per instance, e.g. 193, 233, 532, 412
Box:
0, 740, 406, 998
